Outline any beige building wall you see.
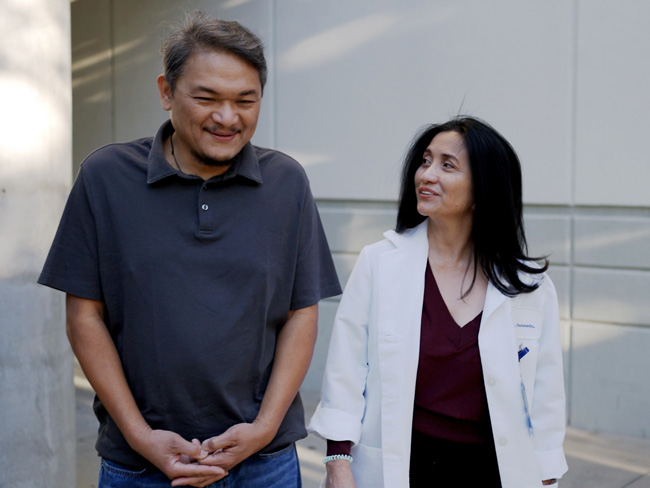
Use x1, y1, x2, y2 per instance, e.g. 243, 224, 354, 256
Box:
70, 0, 650, 439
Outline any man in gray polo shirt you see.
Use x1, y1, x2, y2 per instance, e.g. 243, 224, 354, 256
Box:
39, 12, 341, 488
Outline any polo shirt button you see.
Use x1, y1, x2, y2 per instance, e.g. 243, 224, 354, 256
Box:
486, 378, 496, 387
201, 204, 209, 211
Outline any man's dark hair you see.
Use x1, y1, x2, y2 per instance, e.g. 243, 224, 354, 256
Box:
396, 116, 548, 296
161, 11, 267, 94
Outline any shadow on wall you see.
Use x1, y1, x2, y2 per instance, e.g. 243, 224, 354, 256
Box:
277, 4, 460, 73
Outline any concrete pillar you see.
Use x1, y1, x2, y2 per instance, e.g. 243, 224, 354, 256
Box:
0, 0, 75, 486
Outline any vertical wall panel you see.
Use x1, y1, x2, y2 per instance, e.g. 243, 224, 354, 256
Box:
575, 0, 650, 207
0, 0, 75, 485
71, 0, 113, 172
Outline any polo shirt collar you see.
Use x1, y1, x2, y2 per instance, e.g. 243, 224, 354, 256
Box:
147, 120, 263, 185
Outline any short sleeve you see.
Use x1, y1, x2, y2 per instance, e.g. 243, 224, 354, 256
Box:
38, 165, 103, 301
289, 185, 341, 310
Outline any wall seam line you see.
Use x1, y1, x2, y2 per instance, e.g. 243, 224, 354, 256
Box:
567, 0, 580, 427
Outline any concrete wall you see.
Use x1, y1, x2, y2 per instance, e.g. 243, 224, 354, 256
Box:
0, 0, 75, 486
70, 0, 650, 439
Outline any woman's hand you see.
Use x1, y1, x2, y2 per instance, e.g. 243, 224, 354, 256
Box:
325, 459, 357, 488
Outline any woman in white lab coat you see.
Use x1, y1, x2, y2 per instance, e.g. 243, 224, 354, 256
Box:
308, 117, 568, 488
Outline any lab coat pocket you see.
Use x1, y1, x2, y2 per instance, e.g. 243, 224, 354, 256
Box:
512, 307, 542, 340
513, 308, 542, 409
518, 342, 538, 393
351, 442, 384, 488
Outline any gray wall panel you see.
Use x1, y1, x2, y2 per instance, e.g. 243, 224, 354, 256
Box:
571, 321, 650, 438
575, 215, 650, 269
71, 0, 113, 171
524, 211, 572, 265
274, 0, 574, 204
575, 0, 650, 207
331, 253, 358, 292
574, 268, 650, 326
318, 201, 396, 253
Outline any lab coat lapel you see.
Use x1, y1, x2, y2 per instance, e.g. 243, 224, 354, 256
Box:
478, 281, 512, 369
376, 222, 429, 486
478, 281, 541, 487
482, 281, 508, 327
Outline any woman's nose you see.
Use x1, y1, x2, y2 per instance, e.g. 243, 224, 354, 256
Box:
420, 164, 440, 182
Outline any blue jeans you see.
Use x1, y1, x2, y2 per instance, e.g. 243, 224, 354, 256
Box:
98, 443, 301, 488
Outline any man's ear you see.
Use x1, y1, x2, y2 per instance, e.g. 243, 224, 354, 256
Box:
157, 74, 172, 111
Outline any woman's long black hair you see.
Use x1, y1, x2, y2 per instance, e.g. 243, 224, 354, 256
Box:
396, 116, 547, 297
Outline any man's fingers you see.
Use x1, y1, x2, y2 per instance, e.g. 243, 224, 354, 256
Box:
171, 473, 227, 487
174, 436, 209, 461
168, 461, 226, 479
196, 449, 234, 467
201, 433, 232, 454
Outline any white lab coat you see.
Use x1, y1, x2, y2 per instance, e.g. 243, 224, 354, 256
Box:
308, 221, 568, 488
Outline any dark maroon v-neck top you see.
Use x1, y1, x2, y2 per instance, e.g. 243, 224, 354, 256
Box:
326, 262, 492, 456
412, 263, 492, 443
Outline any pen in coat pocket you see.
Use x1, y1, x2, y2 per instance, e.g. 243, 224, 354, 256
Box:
518, 345, 530, 361
518, 344, 533, 436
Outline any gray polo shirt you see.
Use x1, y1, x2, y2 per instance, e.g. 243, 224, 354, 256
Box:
39, 120, 341, 469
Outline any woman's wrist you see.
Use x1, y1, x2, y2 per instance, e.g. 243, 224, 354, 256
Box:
325, 459, 357, 488
326, 458, 354, 474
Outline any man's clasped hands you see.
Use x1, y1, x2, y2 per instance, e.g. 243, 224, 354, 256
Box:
133, 420, 275, 488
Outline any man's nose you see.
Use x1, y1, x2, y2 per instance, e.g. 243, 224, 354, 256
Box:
211, 103, 237, 125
